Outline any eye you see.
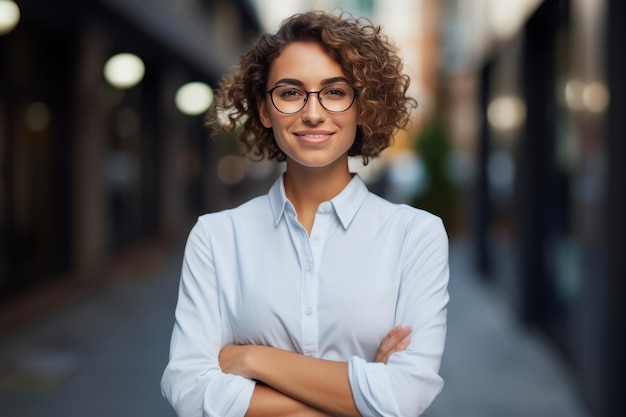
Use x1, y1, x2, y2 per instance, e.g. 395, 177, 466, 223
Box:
322, 85, 350, 99
276, 87, 305, 101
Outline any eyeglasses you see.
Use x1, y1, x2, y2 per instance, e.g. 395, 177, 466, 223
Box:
266, 84, 357, 114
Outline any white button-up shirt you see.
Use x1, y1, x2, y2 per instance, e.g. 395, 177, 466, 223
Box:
161, 174, 449, 417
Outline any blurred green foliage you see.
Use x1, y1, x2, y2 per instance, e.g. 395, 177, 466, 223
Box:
410, 114, 459, 233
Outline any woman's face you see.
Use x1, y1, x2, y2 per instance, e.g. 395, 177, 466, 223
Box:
258, 41, 358, 171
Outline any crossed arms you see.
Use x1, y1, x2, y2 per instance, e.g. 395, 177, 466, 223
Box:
219, 325, 412, 417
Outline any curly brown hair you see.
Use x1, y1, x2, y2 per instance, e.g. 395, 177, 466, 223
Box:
206, 10, 417, 164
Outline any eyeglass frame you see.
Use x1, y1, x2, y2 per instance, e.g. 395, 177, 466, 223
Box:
264, 84, 358, 114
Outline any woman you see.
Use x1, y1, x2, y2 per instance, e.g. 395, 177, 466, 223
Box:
161, 10, 449, 417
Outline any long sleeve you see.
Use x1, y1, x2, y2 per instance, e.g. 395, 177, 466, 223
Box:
161, 220, 256, 417
161, 176, 449, 417
348, 215, 449, 417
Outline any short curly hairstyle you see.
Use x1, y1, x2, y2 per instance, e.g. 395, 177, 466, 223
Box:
206, 10, 417, 164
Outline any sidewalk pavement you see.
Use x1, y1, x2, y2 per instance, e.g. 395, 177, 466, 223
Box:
0, 240, 592, 417
422, 241, 591, 417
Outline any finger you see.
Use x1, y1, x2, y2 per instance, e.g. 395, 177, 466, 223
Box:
378, 325, 408, 350
379, 325, 412, 353
375, 325, 412, 362
375, 329, 402, 362
376, 336, 411, 364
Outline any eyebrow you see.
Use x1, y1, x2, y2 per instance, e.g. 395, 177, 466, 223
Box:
272, 77, 350, 88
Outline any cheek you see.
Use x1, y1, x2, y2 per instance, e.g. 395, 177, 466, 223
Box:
273, 130, 290, 150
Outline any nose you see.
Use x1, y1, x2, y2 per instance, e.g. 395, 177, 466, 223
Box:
301, 93, 325, 124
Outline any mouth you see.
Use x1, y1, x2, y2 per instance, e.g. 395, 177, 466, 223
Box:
295, 131, 334, 146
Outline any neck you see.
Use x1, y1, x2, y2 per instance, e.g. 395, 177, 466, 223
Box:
283, 159, 352, 234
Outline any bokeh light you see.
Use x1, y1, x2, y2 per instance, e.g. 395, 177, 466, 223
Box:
24, 102, 51, 132
103, 53, 145, 89
583, 81, 609, 114
565, 80, 609, 114
217, 155, 246, 185
564, 79, 585, 111
487, 95, 526, 132
0, 0, 20, 35
175, 82, 214, 116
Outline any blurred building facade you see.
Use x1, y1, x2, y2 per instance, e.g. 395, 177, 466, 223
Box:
0, 0, 262, 319
1, 0, 624, 416
441, 1, 624, 416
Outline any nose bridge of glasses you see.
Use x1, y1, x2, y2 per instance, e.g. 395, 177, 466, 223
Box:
302, 90, 324, 111
305, 90, 322, 102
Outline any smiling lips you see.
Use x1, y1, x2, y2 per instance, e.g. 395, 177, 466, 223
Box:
295, 131, 334, 146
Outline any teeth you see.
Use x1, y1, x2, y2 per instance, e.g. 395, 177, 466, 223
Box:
304, 134, 325, 138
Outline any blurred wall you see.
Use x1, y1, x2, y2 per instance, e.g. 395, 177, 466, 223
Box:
441, 0, 624, 416
0, 0, 262, 325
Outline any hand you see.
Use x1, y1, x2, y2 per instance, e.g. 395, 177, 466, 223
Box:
374, 325, 412, 364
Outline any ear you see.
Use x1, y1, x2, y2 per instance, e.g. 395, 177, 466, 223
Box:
257, 97, 272, 128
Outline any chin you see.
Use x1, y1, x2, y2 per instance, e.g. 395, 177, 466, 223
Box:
294, 157, 342, 169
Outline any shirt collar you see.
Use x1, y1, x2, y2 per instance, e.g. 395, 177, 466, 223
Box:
269, 174, 290, 227
268, 173, 369, 229
331, 174, 368, 229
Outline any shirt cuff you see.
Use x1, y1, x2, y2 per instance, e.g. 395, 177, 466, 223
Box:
202, 374, 256, 417
348, 356, 401, 417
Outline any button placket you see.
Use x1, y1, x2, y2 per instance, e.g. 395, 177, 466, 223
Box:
300, 201, 337, 357
300, 229, 318, 356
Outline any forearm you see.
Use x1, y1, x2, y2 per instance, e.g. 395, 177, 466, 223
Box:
246, 383, 332, 417
221, 345, 361, 416
246, 346, 361, 417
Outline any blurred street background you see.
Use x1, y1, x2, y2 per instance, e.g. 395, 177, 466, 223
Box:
0, 0, 623, 416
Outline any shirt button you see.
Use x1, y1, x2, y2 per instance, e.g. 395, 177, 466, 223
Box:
305, 307, 313, 316
321, 202, 332, 213
314, 234, 322, 241
305, 264, 313, 272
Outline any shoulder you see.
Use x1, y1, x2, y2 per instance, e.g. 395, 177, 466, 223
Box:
365, 192, 445, 232
363, 193, 448, 254
192, 194, 271, 237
